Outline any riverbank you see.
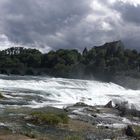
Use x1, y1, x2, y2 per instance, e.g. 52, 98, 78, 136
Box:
0, 75, 139, 139
0, 102, 139, 140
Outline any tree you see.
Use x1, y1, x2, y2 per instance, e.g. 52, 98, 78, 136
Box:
82, 48, 88, 57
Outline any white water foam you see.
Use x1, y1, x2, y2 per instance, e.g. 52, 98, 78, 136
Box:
0, 75, 140, 109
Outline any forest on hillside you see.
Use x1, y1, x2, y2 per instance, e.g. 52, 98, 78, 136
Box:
0, 41, 140, 80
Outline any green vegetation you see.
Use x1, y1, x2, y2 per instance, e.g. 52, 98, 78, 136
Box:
64, 135, 83, 140
133, 125, 140, 138
22, 132, 36, 139
0, 93, 4, 99
30, 112, 69, 125
1, 41, 140, 80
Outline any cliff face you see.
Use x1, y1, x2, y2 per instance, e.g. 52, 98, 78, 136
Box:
96, 40, 124, 51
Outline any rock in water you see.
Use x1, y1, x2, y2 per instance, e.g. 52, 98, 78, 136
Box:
125, 125, 135, 137
104, 101, 113, 108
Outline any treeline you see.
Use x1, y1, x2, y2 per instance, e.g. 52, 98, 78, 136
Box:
0, 40, 140, 80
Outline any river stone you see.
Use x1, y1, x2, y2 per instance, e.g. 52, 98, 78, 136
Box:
125, 125, 135, 137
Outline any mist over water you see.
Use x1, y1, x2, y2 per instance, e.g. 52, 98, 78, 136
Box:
0, 75, 140, 110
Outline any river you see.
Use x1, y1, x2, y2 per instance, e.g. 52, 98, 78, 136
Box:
0, 75, 140, 110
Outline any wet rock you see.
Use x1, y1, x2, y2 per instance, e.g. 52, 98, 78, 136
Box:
85, 107, 99, 113
91, 114, 97, 118
115, 102, 140, 117
64, 107, 69, 112
104, 101, 113, 108
74, 102, 88, 107
125, 125, 135, 137
0, 100, 29, 105
24, 115, 33, 121
0, 93, 5, 99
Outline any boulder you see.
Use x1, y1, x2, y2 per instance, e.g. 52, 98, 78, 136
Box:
74, 102, 88, 107
104, 101, 113, 108
125, 125, 135, 137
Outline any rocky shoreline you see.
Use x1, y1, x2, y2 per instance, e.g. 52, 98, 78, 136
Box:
0, 101, 140, 140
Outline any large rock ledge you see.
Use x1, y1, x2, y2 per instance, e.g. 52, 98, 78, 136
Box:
0, 102, 140, 140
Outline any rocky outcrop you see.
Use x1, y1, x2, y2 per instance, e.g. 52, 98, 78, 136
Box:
104, 101, 113, 108
125, 125, 135, 137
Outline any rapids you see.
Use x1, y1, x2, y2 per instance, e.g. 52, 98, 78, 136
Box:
0, 75, 140, 110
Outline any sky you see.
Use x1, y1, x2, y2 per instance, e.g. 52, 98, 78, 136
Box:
0, 0, 140, 52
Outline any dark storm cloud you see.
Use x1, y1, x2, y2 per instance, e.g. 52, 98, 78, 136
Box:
0, 0, 93, 51
108, 0, 140, 50
109, 1, 140, 25
0, 0, 140, 51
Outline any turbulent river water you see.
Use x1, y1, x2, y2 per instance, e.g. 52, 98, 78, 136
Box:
0, 75, 140, 110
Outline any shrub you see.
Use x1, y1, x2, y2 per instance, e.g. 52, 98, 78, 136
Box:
25, 68, 34, 75
57, 113, 69, 124
133, 126, 140, 138
10, 69, 21, 75
30, 112, 69, 125
64, 135, 82, 140
0, 69, 8, 74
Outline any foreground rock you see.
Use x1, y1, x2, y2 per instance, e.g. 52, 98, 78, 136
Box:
104, 101, 113, 108
0, 135, 36, 140
65, 102, 140, 139
125, 125, 135, 137
0, 102, 139, 140
0, 92, 5, 99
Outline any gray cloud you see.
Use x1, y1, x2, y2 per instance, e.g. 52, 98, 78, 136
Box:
0, 0, 140, 52
106, 0, 140, 25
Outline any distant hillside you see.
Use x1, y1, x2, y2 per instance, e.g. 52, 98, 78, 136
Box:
0, 40, 140, 88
